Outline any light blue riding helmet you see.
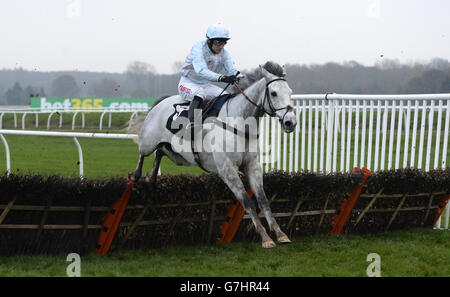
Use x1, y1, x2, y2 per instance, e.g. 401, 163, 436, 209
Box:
206, 23, 230, 40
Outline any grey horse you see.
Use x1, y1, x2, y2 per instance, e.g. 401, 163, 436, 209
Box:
129, 61, 297, 248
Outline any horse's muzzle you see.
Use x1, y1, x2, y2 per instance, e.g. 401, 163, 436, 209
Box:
282, 112, 297, 132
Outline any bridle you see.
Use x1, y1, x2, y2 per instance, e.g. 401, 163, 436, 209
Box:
232, 78, 293, 123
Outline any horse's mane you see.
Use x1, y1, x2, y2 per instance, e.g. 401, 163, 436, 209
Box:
230, 61, 285, 93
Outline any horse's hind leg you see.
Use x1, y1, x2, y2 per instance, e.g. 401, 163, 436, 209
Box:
129, 147, 164, 183
147, 149, 164, 184
128, 154, 145, 182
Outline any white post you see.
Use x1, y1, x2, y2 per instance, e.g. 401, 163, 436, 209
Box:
294, 100, 300, 172
340, 101, 346, 172
388, 101, 396, 170
99, 111, 107, 131
360, 101, 367, 168
425, 101, 435, 171
47, 112, 56, 130
367, 100, 374, 170
0, 112, 4, 129
0, 134, 10, 175
301, 100, 306, 170
410, 100, 420, 167
320, 101, 326, 172
73, 137, 83, 179
380, 101, 389, 171
395, 100, 403, 170
433, 100, 443, 169
21, 112, 28, 130
374, 101, 382, 171
403, 100, 411, 168
346, 100, 352, 172
326, 99, 335, 173
441, 100, 449, 169
417, 101, 427, 169
314, 100, 320, 172
353, 100, 360, 169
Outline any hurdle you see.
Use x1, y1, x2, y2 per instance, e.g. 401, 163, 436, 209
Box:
329, 167, 371, 234
95, 178, 135, 254
218, 188, 253, 243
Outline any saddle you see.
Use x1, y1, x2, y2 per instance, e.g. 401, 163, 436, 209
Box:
201, 93, 232, 119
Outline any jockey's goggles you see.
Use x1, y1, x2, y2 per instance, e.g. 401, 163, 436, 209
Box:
211, 39, 228, 46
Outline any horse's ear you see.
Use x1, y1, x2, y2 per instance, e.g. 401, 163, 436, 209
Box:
282, 65, 287, 76
259, 65, 271, 79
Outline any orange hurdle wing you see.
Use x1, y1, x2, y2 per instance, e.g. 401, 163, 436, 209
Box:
433, 195, 450, 227
219, 188, 253, 243
217, 201, 239, 243
329, 168, 370, 235
95, 180, 135, 254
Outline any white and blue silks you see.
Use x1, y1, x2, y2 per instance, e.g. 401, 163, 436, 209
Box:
178, 39, 239, 101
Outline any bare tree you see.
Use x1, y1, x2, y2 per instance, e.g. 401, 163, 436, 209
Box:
51, 74, 80, 97
125, 61, 156, 90
92, 78, 122, 97
171, 61, 184, 74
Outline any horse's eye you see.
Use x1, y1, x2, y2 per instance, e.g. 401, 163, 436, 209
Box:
271, 91, 277, 97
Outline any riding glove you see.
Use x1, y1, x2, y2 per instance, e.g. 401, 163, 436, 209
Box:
219, 75, 238, 84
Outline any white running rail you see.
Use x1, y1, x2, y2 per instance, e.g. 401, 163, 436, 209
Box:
258, 93, 450, 230
0, 106, 148, 131
259, 93, 450, 174
0, 129, 138, 179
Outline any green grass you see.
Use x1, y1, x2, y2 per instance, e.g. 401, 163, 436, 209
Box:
0, 228, 448, 276
0, 133, 203, 179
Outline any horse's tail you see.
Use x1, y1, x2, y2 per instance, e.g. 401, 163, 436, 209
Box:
126, 114, 147, 144
125, 95, 172, 144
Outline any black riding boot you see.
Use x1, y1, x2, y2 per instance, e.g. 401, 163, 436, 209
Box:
188, 96, 203, 127
188, 96, 203, 152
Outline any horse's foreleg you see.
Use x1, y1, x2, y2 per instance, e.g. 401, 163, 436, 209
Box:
218, 162, 276, 248
245, 160, 291, 244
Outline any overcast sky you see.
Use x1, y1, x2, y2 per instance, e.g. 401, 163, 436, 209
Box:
1, 0, 449, 74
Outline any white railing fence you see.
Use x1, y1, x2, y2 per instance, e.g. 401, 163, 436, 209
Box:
259, 93, 450, 174
257, 93, 449, 230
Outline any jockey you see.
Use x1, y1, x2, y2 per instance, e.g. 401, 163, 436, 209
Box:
178, 23, 242, 131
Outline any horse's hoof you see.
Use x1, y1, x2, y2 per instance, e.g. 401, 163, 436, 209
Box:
277, 235, 291, 244
262, 240, 276, 248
